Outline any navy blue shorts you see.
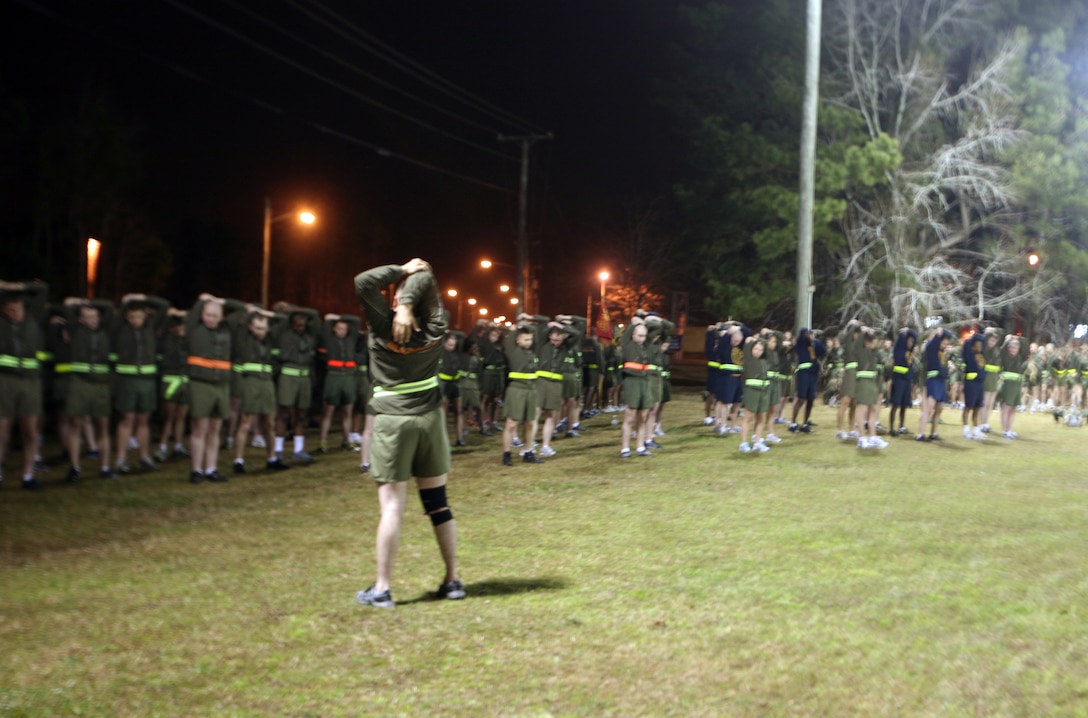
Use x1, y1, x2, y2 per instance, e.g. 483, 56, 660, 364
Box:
925, 378, 947, 404
890, 375, 913, 407
963, 379, 984, 408
715, 374, 743, 404
795, 371, 817, 401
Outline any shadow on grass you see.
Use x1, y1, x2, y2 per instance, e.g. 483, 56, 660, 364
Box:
400, 576, 569, 605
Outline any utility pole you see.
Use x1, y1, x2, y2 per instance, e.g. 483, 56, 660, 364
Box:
796, 0, 822, 331
499, 132, 552, 315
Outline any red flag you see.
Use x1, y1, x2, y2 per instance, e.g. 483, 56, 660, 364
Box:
596, 304, 613, 340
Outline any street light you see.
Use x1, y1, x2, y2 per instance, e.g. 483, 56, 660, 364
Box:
262, 196, 316, 309
481, 258, 527, 312
599, 270, 609, 302
86, 238, 102, 298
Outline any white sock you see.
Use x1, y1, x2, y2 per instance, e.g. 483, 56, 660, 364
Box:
234, 458, 244, 466
274, 436, 285, 453
159, 443, 167, 453
205, 466, 217, 474
293, 435, 304, 454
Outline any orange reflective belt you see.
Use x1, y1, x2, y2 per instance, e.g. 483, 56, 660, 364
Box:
187, 356, 232, 371
623, 362, 650, 371
327, 360, 356, 368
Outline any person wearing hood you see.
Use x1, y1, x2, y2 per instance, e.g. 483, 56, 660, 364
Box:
789, 326, 826, 433
961, 330, 987, 440
917, 326, 954, 441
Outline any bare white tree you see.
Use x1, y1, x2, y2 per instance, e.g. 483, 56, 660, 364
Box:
823, 0, 1055, 331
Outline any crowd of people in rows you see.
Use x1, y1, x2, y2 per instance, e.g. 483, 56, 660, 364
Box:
701, 320, 1087, 453
2, 276, 1085, 492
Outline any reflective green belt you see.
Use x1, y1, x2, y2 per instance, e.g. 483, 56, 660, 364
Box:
856, 370, 879, 380
563, 357, 576, 364
280, 366, 310, 377
108, 352, 119, 362
585, 363, 599, 369
707, 361, 721, 369
55, 362, 73, 374
745, 378, 770, 388
438, 372, 457, 381
892, 365, 910, 374
768, 371, 782, 380
69, 362, 110, 374
234, 362, 273, 374
647, 364, 662, 372
661, 371, 671, 378
466, 372, 477, 379
0, 354, 40, 370
844, 362, 858, 371
372, 375, 439, 398
721, 363, 741, 372
984, 364, 1000, 373
536, 370, 563, 381
965, 371, 979, 380
797, 362, 813, 371
1001, 372, 1023, 381
115, 364, 158, 376
37, 350, 52, 361
356, 365, 369, 373
161, 374, 189, 399
508, 371, 537, 381
484, 364, 504, 370
927, 370, 940, 379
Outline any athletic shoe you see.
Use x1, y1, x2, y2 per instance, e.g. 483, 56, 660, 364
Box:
189, 471, 204, 484
729, 426, 742, 434
869, 437, 888, 449
875, 423, 888, 434
138, 457, 157, 472
753, 440, 770, 453
915, 433, 927, 442
836, 430, 848, 440
714, 425, 728, 436
1009, 431, 1019, 439
317, 443, 329, 455
857, 437, 870, 449
512, 437, 524, 448
205, 470, 228, 483
356, 586, 395, 609
738, 442, 752, 453
620, 448, 632, 458
847, 430, 860, 440
788, 423, 799, 433
539, 445, 557, 458
437, 579, 466, 600
636, 447, 654, 457
972, 427, 986, 441
86, 449, 100, 460
116, 460, 131, 475
251, 435, 267, 449
128, 436, 140, 450
611, 416, 619, 427
962, 425, 972, 439
233, 461, 246, 474
99, 468, 116, 480
173, 446, 191, 459
928, 434, 941, 442
32, 458, 49, 473
897, 426, 908, 435
773, 417, 787, 425
480, 427, 494, 437
645, 440, 663, 450
800, 423, 814, 434
521, 450, 544, 464
764, 433, 782, 444
359, 464, 370, 474
267, 457, 291, 471
565, 430, 583, 439
455, 439, 467, 447
502, 451, 513, 466
980, 424, 990, 433
703, 417, 714, 426
292, 450, 315, 464
153, 448, 168, 463
21, 478, 45, 491
653, 427, 666, 437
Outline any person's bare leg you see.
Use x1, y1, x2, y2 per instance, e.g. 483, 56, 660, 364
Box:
418, 474, 458, 583
373, 480, 408, 592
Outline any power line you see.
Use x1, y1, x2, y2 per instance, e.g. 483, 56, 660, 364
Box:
288, 0, 549, 135
12, 0, 516, 194
216, 0, 508, 138
160, 0, 515, 161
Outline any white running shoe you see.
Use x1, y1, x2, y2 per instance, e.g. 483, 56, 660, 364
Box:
539, 445, 557, 458
962, 425, 972, 439
251, 434, 267, 449
836, 430, 848, 440
847, 430, 860, 440
857, 437, 870, 449
753, 440, 770, 453
869, 436, 888, 449
703, 416, 714, 426
972, 427, 986, 440
738, 442, 752, 453
763, 433, 782, 444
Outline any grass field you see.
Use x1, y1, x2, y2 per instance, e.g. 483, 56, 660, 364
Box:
2, 386, 1087, 716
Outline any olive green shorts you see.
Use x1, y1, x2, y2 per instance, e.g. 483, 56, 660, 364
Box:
160, 374, 190, 404
461, 384, 481, 410
189, 379, 230, 420
742, 386, 770, 414
622, 374, 652, 410
240, 375, 276, 415
115, 376, 158, 414
562, 374, 581, 400
277, 373, 312, 410
841, 369, 856, 400
230, 371, 242, 398
536, 377, 563, 411
0, 373, 42, 418
503, 381, 539, 423
648, 374, 663, 405
370, 408, 451, 483
998, 379, 1022, 406
854, 377, 879, 406
323, 373, 356, 406
479, 370, 505, 397
67, 376, 111, 418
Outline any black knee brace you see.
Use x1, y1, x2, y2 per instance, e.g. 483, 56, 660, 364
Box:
419, 485, 453, 526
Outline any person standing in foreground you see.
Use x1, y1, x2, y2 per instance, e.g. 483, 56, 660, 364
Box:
354, 259, 464, 608
0, 280, 49, 490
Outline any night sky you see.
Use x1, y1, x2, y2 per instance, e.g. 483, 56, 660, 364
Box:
6, 0, 687, 314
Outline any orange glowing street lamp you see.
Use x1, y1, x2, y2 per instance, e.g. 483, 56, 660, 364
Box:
598, 270, 609, 301
86, 238, 102, 298
262, 196, 317, 308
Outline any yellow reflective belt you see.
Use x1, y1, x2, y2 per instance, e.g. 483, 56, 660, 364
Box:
0, 355, 40, 370
115, 364, 158, 375
508, 371, 537, 380
856, 370, 879, 380
438, 372, 457, 381
707, 361, 722, 369
721, 363, 741, 372
161, 374, 188, 399
235, 362, 272, 374
1001, 372, 1022, 381
892, 365, 910, 374
744, 379, 770, 388
984, 364, 1000, 373
372, 375, 439, 398
965, 372, 979, 380
356, 365, 369, 373
844, 362, 858, 370
280, 366, 310, 377
55, 362, 73, 374
536, 370, 563, 381
927, 370, 939, 379
70, 362, 110, 374
36, 350, 53, 362
797, 362, 813, 371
